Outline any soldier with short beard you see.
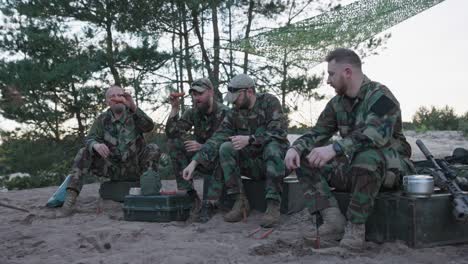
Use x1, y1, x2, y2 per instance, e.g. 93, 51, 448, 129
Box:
183, 74, 289, 228
285, 48, 414, 250
166, 78, 229, 223
60, 85, 160, 216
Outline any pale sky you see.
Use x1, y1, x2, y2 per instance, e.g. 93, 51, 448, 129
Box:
302, 0, 468, 123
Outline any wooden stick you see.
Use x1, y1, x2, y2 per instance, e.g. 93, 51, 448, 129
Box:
0, 201, 29, 213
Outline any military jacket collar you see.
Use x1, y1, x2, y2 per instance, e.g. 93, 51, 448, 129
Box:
109, 109, 128, 124
341, 75, 372, 112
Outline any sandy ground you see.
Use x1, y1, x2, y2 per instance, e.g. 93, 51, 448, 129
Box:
1, 131, 468, 264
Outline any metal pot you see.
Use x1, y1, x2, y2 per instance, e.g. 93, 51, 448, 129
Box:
402, 175, 434, 198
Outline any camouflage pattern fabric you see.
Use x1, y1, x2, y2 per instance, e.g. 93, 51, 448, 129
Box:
292, 76, 414, 223
193, 93, 289, 202
165, 102, 228, 201
68, 108, 160, 193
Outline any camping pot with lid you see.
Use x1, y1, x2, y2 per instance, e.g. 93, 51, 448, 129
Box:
402, 175, 434, 198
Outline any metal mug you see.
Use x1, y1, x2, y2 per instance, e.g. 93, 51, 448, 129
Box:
402, 175, 434, 198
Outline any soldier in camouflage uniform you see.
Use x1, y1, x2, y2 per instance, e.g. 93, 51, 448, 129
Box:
183, 74, 289, 227
166, 78, 229, 222
285, 48, 414, 250
60, 85, 160, 216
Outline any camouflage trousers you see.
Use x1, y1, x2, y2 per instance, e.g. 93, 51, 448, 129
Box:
167, 138, 223, 201
67, 143, 161, 193
219, 140, 287, 202
296, 149, 407, 224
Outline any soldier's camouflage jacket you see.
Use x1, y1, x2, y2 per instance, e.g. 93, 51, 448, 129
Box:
292, 76, 412, 172
165, 101, 229, 143
193, 93, 289, 167
85, 108, 154, 164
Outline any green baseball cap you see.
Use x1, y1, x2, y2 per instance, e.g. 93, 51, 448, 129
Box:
224, 74, 254, 103
189, 78, 214, 93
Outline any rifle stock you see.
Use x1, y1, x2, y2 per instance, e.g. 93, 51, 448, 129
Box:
416, 139, 468, 221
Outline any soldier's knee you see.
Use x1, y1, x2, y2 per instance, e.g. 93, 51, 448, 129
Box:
219, 141, 235, 156
263, 141, 283, 159
351, 149, 384, 172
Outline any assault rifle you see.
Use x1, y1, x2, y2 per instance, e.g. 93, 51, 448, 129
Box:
416, 139, 468, 221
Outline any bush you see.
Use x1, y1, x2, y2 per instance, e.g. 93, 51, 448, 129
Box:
458, 112, 468, 137
412, 105, 459, 130
0, 133, 81, 189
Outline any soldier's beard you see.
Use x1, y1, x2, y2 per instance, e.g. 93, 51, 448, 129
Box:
111, 104, 126, 114
236, 96, 250, 110
195, 101, 210, 113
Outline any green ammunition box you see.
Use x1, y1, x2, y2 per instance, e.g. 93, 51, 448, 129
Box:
334, 191, 468, 248
123, 194, 192, 222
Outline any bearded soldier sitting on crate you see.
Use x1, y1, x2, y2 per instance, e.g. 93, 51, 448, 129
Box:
165, 78, 229, 222
285, 48, 414, 250
59, 85, 160, 217
183, 74, 289, 228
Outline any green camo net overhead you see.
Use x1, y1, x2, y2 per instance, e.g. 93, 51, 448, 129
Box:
228, 0, 446, 63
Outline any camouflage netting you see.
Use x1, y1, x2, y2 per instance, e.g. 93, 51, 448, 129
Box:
228, 0, 446, 63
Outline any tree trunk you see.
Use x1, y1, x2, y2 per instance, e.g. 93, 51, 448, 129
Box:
180, 3, 193, 85
178, 5, 185, 112
105, 20, 121, 86
228, 3, 233, 78
71, 82, 85, 139
243, 0, 255, 74
191, 7, 216, 94
211, 0, 221, 100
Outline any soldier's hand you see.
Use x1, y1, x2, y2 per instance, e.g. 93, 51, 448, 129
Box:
93, 143, 110, 158
168, 94, 181, 118
184, 140, 202, 153
122, 92, 137, 112
306, 145, 336, 168
183, 160, 198, 180
229, 135, 249, 150
285, 148, 301, 170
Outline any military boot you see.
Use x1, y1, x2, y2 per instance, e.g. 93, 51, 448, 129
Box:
223, 193, 250, 222
187, 189, 202, 222
339, 222, 366, 250
195, 201, 216, 223
303, 207, 346, 243
260, 199, 280, 227
58, 189, 78, 217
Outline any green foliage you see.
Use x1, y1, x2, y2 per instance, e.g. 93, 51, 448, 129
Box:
3, 172, 62, 190
0, 131, 80, 178
288, 124, 311, 135
458, 112, 468, 137
402, 121, 416, 131
412, 105, 459, 130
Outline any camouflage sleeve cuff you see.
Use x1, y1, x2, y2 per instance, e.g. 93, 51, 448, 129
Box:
86, 140, 98, 153
134, 107, 150, 120
192, 152, 211, 168
290, 144, 306, 156
335, 138, 355, 159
